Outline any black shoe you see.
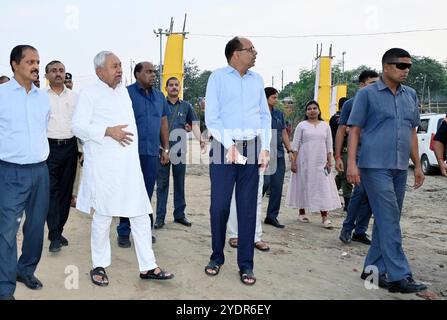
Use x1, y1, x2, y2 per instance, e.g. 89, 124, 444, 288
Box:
17, 274, 43, 290
152, 235, 156, 244
264, 217, 285, 228
174, 217, 192, 227
49, 240, 62, 252
352, 233, 371, 245
154, 221, 165, 229
388, 277, 427, 293
360, 271, 389, 289
60, 235, 69, 246
339, 228, 352, 244
117, 236, 131, 248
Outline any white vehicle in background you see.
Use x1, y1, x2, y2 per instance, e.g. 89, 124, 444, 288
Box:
413, 113, 446, 175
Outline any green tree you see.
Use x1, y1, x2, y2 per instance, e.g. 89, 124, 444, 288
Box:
183, 59, 211, 106
404, 56, 447, 102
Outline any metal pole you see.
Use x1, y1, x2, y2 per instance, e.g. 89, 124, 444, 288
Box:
158, 28, 163, 91
281, 70, 284, 91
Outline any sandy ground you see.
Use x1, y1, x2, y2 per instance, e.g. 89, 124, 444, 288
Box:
15, 141, 447, 300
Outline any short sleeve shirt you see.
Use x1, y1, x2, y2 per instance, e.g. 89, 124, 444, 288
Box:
167, 99, 198, 154
347, 78, 420, 170
127, 83, 170, 156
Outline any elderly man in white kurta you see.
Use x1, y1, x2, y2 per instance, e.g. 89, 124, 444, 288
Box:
72, 51, 173, 286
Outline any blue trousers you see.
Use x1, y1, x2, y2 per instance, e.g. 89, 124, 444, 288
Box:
209, 139, 259, 272
156, 161, 186, 223
117, 155, 158, 237
0, 160, 49, 297
360, 169, 412, 282
341, 181, 372, 235
262, 156, 285, 220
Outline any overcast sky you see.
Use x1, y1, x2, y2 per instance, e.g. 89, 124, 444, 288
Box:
1, 0, 446, 91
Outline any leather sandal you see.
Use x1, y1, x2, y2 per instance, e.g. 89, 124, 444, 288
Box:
204, 260, 222, 276
90, 267, 109, 286
239, 269, 256, 286
140, 267, 174, 280
228, 238, 238, 248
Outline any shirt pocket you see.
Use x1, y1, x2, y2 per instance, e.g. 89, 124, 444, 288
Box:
375, 103, 395, 122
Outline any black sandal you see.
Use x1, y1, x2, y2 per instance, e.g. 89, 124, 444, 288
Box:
239, 269, 256, 286
140, 267, 174, 280
90, 267, 109, 286
204, 260, 222, 276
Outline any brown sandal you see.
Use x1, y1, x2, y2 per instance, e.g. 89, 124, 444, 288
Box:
228, 238, 238, 248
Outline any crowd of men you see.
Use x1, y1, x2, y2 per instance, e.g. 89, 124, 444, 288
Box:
0, 39, 445, 299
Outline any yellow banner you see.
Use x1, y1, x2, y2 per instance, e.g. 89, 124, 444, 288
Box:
162, 34, 185, 98
314, 57, 332, 121
331, 84, 347, 115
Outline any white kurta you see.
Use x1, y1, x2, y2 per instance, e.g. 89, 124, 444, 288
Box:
72, 80, 152, 217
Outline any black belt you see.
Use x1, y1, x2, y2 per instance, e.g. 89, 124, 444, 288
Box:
48, 137, 76, 145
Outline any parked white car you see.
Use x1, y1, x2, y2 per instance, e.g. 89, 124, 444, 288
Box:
412, 113, 446, 174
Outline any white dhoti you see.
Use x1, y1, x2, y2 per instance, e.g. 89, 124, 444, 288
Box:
228, 173, 264, 242
92, 212, 157, 272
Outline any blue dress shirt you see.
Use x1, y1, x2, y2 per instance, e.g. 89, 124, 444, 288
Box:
205, 65, 272, 151
0, 78, 50, 164
347, 78, 420, 170
127, 83, 169, 156
271, 108, 286, 158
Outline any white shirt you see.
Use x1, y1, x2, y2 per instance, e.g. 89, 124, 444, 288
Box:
72, 80, 152, 217
47, 86, 78, 139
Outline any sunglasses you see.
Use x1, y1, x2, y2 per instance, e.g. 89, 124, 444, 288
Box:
388, 62, 412, 70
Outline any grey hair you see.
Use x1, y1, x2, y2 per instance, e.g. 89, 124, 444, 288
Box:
93, 51, 114, 70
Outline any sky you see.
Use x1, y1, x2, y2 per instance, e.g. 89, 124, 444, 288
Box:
1, 0, 446, 91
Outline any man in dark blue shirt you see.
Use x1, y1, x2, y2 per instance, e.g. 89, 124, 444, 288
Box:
116, 61, 170, 247
336, 70, 378, 245
262, 87, 293, 228
154, 77, 205, 229
347, 48, 426, 293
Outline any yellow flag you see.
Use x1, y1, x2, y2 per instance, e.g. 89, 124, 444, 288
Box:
162, 34, 185, 98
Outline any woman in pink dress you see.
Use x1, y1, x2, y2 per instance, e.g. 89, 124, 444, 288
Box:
285, 100, 341, 228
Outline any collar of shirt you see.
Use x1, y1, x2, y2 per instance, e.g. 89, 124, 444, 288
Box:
167, 98, 183, 106
97, 79, 123, 92
47, 86, 68, 96
224, 65, 254, 78
10, 77, 39, 94
135, 81, 155, 97
377, 77, 406, 94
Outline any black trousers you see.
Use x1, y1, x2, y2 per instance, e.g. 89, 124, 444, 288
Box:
46, 138, 78, 241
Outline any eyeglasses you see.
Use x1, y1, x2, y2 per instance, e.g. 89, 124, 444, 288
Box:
237, 46, 256, 53
388, 62, 412, 70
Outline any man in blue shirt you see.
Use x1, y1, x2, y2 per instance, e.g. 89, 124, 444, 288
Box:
336, 70, 378, 245
204, 37, 271, 285
116, 61, 170, 247
347, 48, 427, 293
262, 87, 293, 229
0, 45, 51, 299
154, 77, 205, 230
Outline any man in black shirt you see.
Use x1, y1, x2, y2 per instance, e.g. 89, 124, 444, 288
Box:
433, 116, 447, 177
